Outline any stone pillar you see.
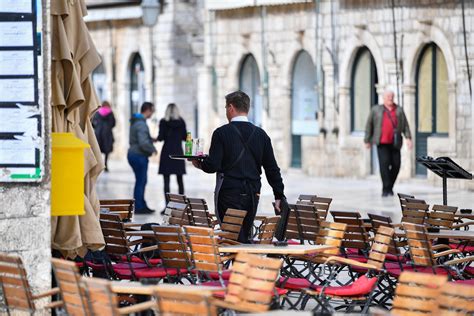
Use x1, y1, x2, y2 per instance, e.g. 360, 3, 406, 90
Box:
400, 84, 416, 179
0, 0, 51, 309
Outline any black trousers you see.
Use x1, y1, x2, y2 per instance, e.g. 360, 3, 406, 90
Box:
217, 188, 259, 243
163, 174, 184, 202
377, 144, 401, 193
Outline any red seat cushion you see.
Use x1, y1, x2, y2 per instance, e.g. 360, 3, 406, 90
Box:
113, 262, 149, 270
455, 279, 474, 286
113, 267, 185, 279
449, 244, 474, 252
385, 254, 407, 263
75, 262, 84, 268
86, 261, 106, 271
279, 277, 310, 290
287, 240, 301, 245
212, 287, 287, 300
208, 270, 232, 280
386, 265, 452, 278
202, 280, 228, 287
310, 275, 377, 297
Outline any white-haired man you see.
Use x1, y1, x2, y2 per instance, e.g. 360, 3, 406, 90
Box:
364, 90, 412, 197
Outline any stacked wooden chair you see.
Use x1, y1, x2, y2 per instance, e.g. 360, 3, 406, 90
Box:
166, 195, 193, 226
438, 281, 474, 315
290, 203, 321, 244
154, 287, 218, 316
187, 197, 214, 228
331, 211, 371, 260
216, 209, 247, 244
256, 216, 280, 244
0, 253, 60, 315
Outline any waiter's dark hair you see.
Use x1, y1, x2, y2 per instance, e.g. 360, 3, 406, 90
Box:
225, 90, 250, 113
140, 102, 154, 113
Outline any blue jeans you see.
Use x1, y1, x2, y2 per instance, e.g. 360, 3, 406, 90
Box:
127, 152, 149, 210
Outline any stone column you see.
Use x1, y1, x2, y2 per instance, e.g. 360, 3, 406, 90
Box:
0, 0, 51, 310
400, 84, 416, 179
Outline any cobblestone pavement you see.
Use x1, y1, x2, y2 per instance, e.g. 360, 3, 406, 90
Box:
97, 159, 472, 224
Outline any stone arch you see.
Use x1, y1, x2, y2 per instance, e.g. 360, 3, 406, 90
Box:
339, 31, 385, 89
404, 25, 457, 86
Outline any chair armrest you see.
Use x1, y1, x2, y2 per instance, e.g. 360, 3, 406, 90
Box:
218, 238, 241, 246
432, 244, 452, 251
111, 283, 157, 295
44, 300, 63, 309
444, 255, 474, 266
118, 301, 156, 314
452, 221, 474, 229
433, 249, 461, 258
32, 287, 60, 300
324, 256, 378, 270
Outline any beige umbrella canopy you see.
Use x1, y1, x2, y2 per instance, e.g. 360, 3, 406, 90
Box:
51, 0, 105, 258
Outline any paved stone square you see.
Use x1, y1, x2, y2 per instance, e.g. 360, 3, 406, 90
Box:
97, 159, 472, 224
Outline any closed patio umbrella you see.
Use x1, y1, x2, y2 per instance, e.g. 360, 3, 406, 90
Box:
51, 0, 105, 258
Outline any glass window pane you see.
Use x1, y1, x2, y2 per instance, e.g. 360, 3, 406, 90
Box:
435, 47, 449, 134
417, 48, 433, 133
353, 50, 372, 131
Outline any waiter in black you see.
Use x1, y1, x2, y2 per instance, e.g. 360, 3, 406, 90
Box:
192, 91, 285, 243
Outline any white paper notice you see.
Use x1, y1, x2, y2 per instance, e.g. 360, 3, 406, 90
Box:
0, 107, 38, 135
0, 51, 34, 75
0, 78, 35, 102
0, 139, 35, 165
0, 0, 32, 13
0, 22, 33, 47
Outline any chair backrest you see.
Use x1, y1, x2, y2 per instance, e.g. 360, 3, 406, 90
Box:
296, 196, 332, 220
183, 226, 224, 284
99, 212, 130, 258
152, 225, 190, 271
167, 193, 187, 203
438, 282, 474, 316
81, 277, 119, 316
315, 221, 347, 256
100, 199, 134, 222
368, 213, 401, 257
225, 253, 282, 312
0, 253, 35, 313
427, 204, 458, 229
256, 216, 280, 244
392, 271, 447, 316
220, 209, 247, 241
366, 226, 395, 270
167, 201, 192, 226
402, 201, 429, 224
290, 203, 321, 243
331, 211, 370, 254
397, 193, 415, 211
154, 287, 217, 316
402, 222, 436, 267
187, 197, 213, 228
51, 258, 90, 316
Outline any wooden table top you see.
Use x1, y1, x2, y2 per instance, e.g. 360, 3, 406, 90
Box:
454, 212, 474, 220
111, 282, 224, 295
395, 228, 474, 240
219, 244, 335, 255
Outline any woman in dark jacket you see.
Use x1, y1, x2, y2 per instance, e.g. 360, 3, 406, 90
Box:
92, 101, 116, 171
157, 103, 187, 214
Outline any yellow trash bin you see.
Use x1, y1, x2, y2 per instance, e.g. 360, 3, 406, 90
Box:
51, 133, 90, 216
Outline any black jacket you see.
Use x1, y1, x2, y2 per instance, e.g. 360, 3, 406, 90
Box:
157, 118, 187, 175
92, 112, 115, 154
200, 121, 284, 199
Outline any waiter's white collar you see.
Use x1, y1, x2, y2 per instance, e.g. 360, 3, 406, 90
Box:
231, 116, 249, 122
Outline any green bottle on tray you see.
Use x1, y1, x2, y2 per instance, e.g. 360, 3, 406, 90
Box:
185, 132, 193, 156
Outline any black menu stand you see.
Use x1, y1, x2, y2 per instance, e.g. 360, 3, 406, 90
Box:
416, 156, 472, 205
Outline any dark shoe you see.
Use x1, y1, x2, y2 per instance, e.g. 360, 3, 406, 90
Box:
160, 209, 167, 215
135, 208, 154, 214
104, 167, 109, 172
388, 190, 394, 196
381, 192, 389, 197
145, 207, 155, 213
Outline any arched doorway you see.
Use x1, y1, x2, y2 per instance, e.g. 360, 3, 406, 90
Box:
415, 43, 449, 175
92, 61, 107, 102
351, 47, 379, 174
239, 54, 262, 126
129, 53, 145, 116
291, 50, 318, 168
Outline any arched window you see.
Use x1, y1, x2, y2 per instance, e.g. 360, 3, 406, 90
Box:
130, 53, 145, 116
351, 47, 378, 132
415, 43, 449, 174
92, 61, 107, 102
239, 54, 262, 126
291, 50, 318, 168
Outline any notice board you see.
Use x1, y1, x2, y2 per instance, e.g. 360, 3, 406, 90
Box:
0, 0, 43, 182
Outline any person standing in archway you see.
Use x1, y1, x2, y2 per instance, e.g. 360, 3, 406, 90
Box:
156, 103, 188, 215
364, 89, 413, 197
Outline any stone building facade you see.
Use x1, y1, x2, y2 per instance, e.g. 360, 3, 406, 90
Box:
198, 0, 473, 189
85, 0, 205, 157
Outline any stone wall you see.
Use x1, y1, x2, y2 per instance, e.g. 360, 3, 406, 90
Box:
86, 0, 205, 158
199, 0, 473, 190
0, 0, 51, 310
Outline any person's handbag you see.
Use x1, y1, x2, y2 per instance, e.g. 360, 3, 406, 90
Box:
274, 197, 290, 241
